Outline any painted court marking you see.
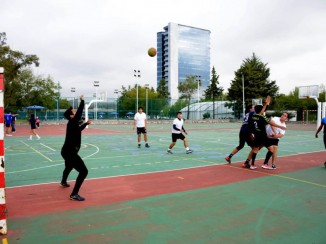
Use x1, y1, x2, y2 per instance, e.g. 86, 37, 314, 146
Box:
20, 140, 53, 162
40, 143, 56, 151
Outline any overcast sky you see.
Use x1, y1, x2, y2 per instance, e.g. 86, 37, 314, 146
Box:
1, 0, 325, 98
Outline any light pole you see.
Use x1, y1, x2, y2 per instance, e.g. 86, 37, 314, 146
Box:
114, 89, 120, 120
94, 81, 99, 120
71, 87, 75, 109
242, 72, 245, 118
196, 75, 201, 120
145, 84, 149, 116
134, 70, 141, 112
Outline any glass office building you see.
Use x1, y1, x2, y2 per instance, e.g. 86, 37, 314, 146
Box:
157, 23, 211, 100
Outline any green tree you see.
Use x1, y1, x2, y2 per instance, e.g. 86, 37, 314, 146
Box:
178, 75, 199, 119
157, 78, 170, 99
0, 32, 40, 110
12, 69, 59, 110
227, 53, 279, 118
204, 66, 224, 119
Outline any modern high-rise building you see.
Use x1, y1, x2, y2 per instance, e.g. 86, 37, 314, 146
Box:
157, 23, 211, 100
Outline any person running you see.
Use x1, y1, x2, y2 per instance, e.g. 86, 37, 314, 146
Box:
4, 111, 13, 136
315, 116, 326, 167
225, 96, 271, 163
133, 106, 150, 148
60, 95, 91, 201
243, 105, 286, 170
261, 112, 288, 169
28, 114, 41, 140
167, 112, 193, 154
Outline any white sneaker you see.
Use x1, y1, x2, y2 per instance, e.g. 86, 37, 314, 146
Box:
262, 164, 274, 170
37, 137, 41, 140
250, 165, 257, 170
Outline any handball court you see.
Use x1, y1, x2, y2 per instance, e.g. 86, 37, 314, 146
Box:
2, 122, 326, 243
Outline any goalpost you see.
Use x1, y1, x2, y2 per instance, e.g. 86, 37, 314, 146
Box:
298, 85, 325, 129
0, 67, 7, 235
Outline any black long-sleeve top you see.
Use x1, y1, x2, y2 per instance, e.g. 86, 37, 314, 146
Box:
62, 100, 87, 154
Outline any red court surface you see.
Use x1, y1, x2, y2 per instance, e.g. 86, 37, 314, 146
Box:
6, 151, 325, 220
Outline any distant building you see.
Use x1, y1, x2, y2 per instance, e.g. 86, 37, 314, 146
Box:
157, 23, 211, 100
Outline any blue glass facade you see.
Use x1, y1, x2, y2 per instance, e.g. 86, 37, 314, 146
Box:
157, 23, 211, 100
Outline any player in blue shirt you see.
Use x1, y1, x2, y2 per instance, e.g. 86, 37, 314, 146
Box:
4, 112, 13, 136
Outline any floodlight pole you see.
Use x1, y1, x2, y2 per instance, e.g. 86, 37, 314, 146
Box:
71, 87, 75, 109
134, 70, 141, 112
114, 89, 120, 120
242, 73, 245, 118
196, 75, 201, 120
93, 81, 99, 120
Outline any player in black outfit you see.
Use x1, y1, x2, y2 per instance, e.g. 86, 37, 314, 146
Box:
243, 105, 286, 169
60, 95, 91, 201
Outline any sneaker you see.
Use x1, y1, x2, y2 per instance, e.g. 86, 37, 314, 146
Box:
6, 134, 12, 137
242, 163, 250, 169
60, 182, 70, 187
28, 138, 32, 140
186, 149, 193, 154
37, 137, 41, 140
145, 143, 150, 148
225, 156, 231, 164
272, 164, 277, 169
167, 150, 173, 154
250, 165, 257, 170
138, 144, 141, 148
262, 164, 274, 170
70, 194, 85, 201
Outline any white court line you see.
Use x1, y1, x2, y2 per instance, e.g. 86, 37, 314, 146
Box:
20, 140, 53, 162
40, 143, 56, 152
82, 143, 100, 159
6, 163, 63, 174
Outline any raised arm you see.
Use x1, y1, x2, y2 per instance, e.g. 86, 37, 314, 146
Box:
259, 95, 271, 115
74, 96, 85, 122
315, 123, 324, 138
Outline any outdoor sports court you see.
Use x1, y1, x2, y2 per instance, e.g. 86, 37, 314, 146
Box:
3, 121, 326, 243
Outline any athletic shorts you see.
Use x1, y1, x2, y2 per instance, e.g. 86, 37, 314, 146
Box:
137, 127, 147, 134
172, 133, 185, 142
267, 138, 279, 146
5, 124, 10, 128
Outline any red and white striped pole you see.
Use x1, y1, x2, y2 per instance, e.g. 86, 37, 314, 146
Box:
0, 67, 7, 235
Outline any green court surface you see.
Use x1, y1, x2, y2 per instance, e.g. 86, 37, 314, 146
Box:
5, 123, 324, 188
3, 122, 326, 243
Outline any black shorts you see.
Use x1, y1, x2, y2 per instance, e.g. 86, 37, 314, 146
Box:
267, 138, 279, 146
172, 133, 185, 142
137, 127, 147, 134
5, 124, 10, 128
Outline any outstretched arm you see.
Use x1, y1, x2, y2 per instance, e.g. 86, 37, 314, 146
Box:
74, 95, 85, 121
259, 95, 271, 115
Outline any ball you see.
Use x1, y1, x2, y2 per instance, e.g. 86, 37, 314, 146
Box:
148, 47, 157, 57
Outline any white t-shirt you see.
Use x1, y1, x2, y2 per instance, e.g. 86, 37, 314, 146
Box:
266, 117, 286, 137
172, 118, 184, 134
134, 112, 147, 128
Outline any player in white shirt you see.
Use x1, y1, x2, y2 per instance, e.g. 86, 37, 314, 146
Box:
167, 112, 193, 154
261, 112, 288, 169
133, 107, 149, 148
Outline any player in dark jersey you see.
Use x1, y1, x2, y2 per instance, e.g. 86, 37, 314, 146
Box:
225, 96, 270, 163
243, 105, 286, 169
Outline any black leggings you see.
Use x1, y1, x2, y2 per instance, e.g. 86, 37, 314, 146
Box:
236, 130, 250, 150
61, 151, 88, 196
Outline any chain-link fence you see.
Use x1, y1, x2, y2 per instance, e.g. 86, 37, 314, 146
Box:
17, 97, 240, 121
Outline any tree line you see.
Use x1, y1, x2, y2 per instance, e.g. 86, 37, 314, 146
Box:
0, 32, 324, 120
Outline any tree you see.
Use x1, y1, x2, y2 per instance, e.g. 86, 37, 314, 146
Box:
227, 53, 279, 118
157, 78, 170, 99
12, 69, 59, 111
178, 75, 199, 119
204, 66, 224, 119
0, 32, 40, 110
